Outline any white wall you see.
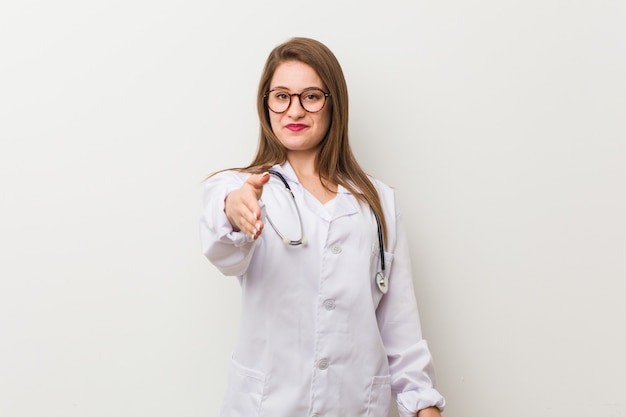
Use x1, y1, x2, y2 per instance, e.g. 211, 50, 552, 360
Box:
1, 1, 624, 416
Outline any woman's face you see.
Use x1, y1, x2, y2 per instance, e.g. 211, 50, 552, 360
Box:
267, 61, 332, 156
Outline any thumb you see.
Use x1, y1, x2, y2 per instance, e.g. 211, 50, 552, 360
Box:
246, 172, 271, 192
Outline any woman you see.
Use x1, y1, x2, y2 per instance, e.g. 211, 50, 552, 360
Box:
200, 37, 445, 417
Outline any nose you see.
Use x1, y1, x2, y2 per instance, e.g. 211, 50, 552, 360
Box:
285, 94, 306, 117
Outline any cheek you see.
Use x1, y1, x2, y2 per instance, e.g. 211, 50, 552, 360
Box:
269, 113, 282, 134
317, 111, 332, 134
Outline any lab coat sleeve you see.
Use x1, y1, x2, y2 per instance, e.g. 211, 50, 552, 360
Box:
199, 170, 258, 277
376, 194, 446, 416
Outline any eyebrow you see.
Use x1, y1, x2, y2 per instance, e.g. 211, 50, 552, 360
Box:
270, 86, 325, 92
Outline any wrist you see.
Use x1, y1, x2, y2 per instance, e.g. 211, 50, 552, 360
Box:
224, 194, 240, 232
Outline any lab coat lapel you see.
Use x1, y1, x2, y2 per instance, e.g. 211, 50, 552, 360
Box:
332, 184, 360, 221
273, 162, 360, 222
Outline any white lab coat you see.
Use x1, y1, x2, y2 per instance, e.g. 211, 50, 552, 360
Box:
200, 162, 445, 417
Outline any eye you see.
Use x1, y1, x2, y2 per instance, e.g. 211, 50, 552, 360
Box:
302, 91, 323, 102
273, 91, 290, 101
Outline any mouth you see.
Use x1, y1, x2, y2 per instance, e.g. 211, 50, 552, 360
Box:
285, 124, 308, 132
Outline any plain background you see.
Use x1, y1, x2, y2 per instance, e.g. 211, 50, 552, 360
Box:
1, 1, 625, 416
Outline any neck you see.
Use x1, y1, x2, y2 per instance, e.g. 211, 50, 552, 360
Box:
286, 151, 318, 178
286, 151, 337, 204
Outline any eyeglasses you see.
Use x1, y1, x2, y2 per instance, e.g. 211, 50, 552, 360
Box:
264, 88, 331, 113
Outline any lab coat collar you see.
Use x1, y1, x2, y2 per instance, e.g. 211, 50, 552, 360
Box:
272, 162, 361, 221
272, 161, 353, 196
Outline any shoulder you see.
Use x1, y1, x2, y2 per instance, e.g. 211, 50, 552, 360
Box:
202, 170, 253, 204
366, 176, 402, 226
369, 176, 397, 205
369, 176, 394, 195
204, 169, 251, 187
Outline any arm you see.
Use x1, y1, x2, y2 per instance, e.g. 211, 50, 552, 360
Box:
376, 194, 445, 416
199, 171, 269, 276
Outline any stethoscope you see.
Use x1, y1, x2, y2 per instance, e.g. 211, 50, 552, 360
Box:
265, 170, 388, 294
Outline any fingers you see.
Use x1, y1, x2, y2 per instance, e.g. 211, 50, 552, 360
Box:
225, 191, 264, 239
232, 207, 263, 240
244, 172, 270, 223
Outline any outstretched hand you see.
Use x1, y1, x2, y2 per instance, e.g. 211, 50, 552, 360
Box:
224, 172, 270, 240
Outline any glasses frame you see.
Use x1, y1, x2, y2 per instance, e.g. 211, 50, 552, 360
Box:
263, 88, 331, 114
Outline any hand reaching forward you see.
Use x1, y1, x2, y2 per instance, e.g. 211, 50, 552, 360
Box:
224, 172, 270, 240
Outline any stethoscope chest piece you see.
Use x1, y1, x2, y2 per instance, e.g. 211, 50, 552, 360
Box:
376, 272, 388, 294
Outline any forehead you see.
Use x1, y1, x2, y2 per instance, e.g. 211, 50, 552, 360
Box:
270, 61, 325, 90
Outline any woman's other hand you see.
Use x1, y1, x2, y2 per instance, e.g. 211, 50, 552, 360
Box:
417, 406, 442, 417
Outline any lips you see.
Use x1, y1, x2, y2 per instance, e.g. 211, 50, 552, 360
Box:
285, 124, 307, 132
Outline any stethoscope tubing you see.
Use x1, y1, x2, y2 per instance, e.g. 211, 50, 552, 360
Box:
266, 170, 388, 293
266, 170, 306, 246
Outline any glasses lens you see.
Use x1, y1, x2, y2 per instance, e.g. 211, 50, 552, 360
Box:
300, 89, 326, 112
266, 89, 327, 113
266, 90, 290, 113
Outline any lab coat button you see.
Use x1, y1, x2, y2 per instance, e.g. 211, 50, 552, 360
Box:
331, 245, 342, 254
311, 414, 320, 417
323, 299, 336, 310
317, 358, 330, 370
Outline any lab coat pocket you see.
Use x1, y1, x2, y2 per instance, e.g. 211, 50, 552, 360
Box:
366, 375, 392, 417
221, 355, 267, 417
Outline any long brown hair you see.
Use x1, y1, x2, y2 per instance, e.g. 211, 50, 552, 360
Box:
231, 37, 387, 243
